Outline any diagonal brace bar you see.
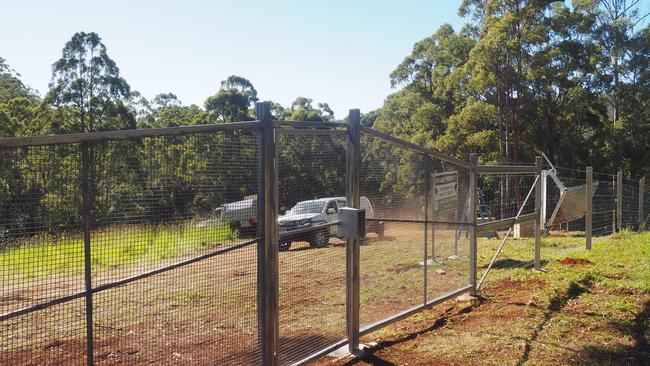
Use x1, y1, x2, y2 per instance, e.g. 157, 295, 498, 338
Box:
476, 174, 540, 290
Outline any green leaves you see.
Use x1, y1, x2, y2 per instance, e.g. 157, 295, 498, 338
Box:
205, 75, 258, 123
46, 32, 133, 133
371, 0, 650, 178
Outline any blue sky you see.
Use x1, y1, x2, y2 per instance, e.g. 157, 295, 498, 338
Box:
1, 1, 465, 118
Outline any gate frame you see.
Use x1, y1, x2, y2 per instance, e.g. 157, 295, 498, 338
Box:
474, 158, 543, 290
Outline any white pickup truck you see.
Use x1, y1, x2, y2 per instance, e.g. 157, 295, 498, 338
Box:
277, 196, 384, 250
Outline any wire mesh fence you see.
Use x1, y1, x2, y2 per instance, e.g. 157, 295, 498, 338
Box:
475, 172, 539, 287
358, 131, 472, 329
1, 107, 647, 365
639, 184, 650, 230
275, 132, 347, 365
591, 171, 616, 236
0, 116, 476, 366
475, 163, 648, 290
1, 143, 87, 365
479, 173, 537, 221
1, 130, 261, 365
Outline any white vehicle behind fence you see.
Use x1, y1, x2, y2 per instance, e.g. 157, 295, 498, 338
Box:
197, 196, 257, 235
277, 196, 384, 250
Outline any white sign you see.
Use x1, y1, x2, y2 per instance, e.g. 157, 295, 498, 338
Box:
432, 171, 458, 216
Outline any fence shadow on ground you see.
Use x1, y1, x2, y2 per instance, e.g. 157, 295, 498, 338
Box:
516, 274, 595, 366
338, 301, 483, 366
575, 299, 650, 365
480, 258, 548, 270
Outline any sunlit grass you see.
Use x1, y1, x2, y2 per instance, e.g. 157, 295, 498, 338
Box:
1, 221, 235, 278
358, 231, 650, 365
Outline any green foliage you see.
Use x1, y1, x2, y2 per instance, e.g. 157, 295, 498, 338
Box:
205, 75, 257, 123
2, 8, 650, 249
274, 96, 345, 207
371, 0, 650, 180
46, 31, 133, 133
272, 96, 335, 122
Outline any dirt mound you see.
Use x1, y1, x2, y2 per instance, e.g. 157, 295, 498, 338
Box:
558, 257, 594, 266
391, 263, 420, 273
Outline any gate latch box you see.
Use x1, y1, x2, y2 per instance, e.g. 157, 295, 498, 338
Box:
338, 207, 365, 239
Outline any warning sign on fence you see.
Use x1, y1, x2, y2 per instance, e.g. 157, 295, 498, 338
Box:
432, 171, 458, 217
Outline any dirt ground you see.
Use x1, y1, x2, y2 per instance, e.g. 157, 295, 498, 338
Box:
2, 222, 469, 365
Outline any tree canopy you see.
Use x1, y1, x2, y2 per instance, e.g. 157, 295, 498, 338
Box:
371, 0, 650, 178
1, 3, 649, 237
1, 2, 650, 220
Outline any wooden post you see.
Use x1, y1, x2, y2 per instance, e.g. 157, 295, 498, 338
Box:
469, 153, 478, 295
256, 102, 279, 366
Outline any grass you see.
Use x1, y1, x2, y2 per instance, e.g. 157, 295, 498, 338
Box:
1, 221, 235, 278
320, 230, 650, 366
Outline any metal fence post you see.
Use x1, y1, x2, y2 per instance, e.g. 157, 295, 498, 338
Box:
256, 101, 279, 366
346, 109, 361, 355
640, 177, 645, 230
612, 174, 617, 232
80, 143, 94, 366
534, 156, 542, 270
469, 153, 478, 295
617, 170, 623, 231
423, 159, 429, 305
586, 167, 593, 249
540, 170, 547, 229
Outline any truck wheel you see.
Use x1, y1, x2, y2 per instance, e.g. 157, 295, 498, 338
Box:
230, 222, 241, 238
310, 230, 329, 248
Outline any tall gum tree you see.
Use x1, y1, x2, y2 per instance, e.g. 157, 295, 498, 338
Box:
46, 32, 133, 133
46, 32, 137, 223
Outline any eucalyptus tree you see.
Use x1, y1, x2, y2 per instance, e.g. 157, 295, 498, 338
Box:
593, 0, 649, 124
46, 32, 133, 133
590, 0, 650, 174
44, 32, 138, 225
614, 23, 650, 177
375, 24, 475, 151
0, 57, 8, 73
205, 75, 257, 123
272, 97, 345, 207
220, 75, 258, 105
